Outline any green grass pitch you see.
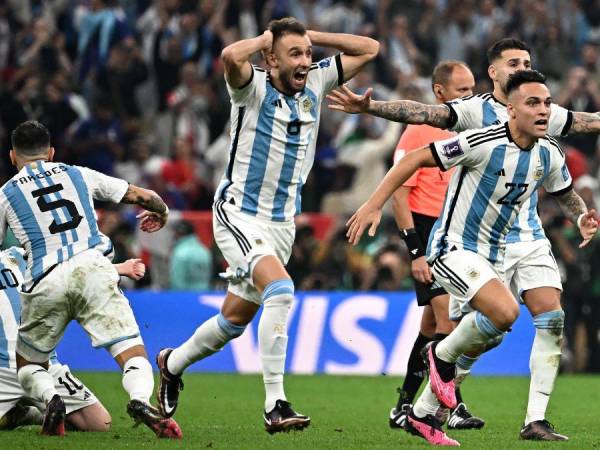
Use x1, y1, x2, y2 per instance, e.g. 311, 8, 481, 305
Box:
1, 373, 599, 449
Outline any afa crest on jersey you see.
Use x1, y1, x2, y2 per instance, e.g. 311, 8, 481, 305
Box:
301, 96, 313, 113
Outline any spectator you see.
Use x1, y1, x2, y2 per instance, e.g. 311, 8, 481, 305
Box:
169, 220, 212, 290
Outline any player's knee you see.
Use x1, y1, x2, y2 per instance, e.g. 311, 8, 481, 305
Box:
495, 301, 520, 330
261, 279, 294, 308
217, 313, 246, 339
533, 309, 564, 333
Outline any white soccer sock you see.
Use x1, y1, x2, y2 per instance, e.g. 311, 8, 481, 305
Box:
436, 311, 504, 363
259, 280, 294, 412
17, 364, 58, 405
413, 381, 441, 418
455, 354, 478, 387
122, 356, 154, 403
525, 310, 564, 425
167, 314, 244, 375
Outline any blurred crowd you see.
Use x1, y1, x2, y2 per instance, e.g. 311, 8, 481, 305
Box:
2, 0, 600, 370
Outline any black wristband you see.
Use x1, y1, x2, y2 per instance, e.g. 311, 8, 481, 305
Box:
400, 228, 426, 260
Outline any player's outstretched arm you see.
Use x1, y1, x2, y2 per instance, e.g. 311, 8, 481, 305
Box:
307, 30, 379, 81
114, 258, 146, 280
327, 84, 451, 128
121, 184, 169, 233
346, 146, 436, 245
570, 111, 600, 134
554, 189, 599, 247
221, 30, 272, 88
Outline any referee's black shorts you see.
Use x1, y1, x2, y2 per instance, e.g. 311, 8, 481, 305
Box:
412, 212, 447, 306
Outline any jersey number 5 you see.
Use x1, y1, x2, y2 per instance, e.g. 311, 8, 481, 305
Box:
31, 184, 83, 234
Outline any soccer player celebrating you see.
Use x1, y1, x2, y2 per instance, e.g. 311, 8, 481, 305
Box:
329, 38, 596, 440
389, 60, 483, 431
155, 17, 378, 433
0, 120, 181, 438
0, 252, 144, 432
346, 70, 598, 446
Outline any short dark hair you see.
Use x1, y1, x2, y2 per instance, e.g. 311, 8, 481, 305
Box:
268, 17, 306, 44
505, 70, 546, 95
431, 60, 468, 87
11, 120, 51, 156
487, 38, 531, 64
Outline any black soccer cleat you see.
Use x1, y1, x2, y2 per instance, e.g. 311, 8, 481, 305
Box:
41, 394, 66, 436
447, 403, 485, 429
263, 400, 310, 434
389, 403, 411, 429
127, 399, 182, 439
156, 348, 184, 418
520, 420, 568, 441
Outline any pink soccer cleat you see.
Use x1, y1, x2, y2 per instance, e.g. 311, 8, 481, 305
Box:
424, 343, 457, 409
127, 399, 183, 439
406, 409, 460, 446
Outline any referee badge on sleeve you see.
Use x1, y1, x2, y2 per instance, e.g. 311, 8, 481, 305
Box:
441, 140, 464, 159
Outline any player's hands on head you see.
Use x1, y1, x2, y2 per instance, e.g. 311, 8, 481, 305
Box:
327, 84, 372, 114
346, 202, 382, 245
120, 258, 146, 280
412, 256, 433, 284
260, 30, 273, 62
578, 209, 598, 248
137, 210, 168, 233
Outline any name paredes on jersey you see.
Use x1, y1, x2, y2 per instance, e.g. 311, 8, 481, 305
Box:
11, 165, 69, 186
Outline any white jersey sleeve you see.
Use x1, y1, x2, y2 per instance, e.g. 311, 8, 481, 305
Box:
309, 54, 343, 96
543, 138, 573, 194
429, 126, 496, 171
226, 65, 266, 106
548, 103, 573, 137
75, 166, 129, 203
445, 95, 486, 132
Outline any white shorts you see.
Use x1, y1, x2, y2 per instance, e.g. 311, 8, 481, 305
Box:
17, 249, 140, 363
504, 240, 562, 302
431, 250, 504, 319
213, 200, 295, 304
0, 363, 98, 419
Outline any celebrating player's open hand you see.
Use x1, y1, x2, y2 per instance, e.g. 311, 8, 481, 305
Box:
346, 202, 382, 245
578, 209, 598, 248
119, 258, 146, 280
327, 85, 372, 114
412, 256, 433, 284
137, 210, 168, 233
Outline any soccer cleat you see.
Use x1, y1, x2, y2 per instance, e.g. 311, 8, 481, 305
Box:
405, 409, 460, 446
41, 394, 66, 436
127, 399, 182, 439
520, 420, 568, 441
263, 400, 310, 434
447, 403, 485, 430
389, 404, 411, 429
422, 343, 457, 409
156, 348, 184, 418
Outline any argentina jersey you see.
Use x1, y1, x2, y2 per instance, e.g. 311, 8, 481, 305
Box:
215, 55, 343, 222
0, 161, 129, 291
0, 247, 57, 368
444, 92, 574, 243
426, 123, 572, 265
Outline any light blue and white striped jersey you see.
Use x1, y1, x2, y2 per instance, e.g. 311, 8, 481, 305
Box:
0, 247, 57, 368
426, 123, 572, 265
445, 93, 573, 243
215, 55, 343, 222
0, 161, 129, 291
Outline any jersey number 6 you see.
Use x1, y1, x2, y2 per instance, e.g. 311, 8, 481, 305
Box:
31, 184, 83, 234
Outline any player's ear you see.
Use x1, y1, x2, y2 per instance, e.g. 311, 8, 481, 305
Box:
488, 64, 496, 82
9, 149, 16, 167
265, 50, 277, 68
507, 102, 516, 119
433, 84, 444, 101
47, 147, 55, 162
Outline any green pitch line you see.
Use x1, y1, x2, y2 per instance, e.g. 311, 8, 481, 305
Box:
1, 373, 599, 449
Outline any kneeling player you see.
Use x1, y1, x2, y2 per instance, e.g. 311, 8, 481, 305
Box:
0, 251, 143, 431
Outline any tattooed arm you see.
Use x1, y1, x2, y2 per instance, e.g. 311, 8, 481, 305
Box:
569, 111, 600, 134
121, 184, 169, 232
554, 189, 598, 248
327, 84, 452, 128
